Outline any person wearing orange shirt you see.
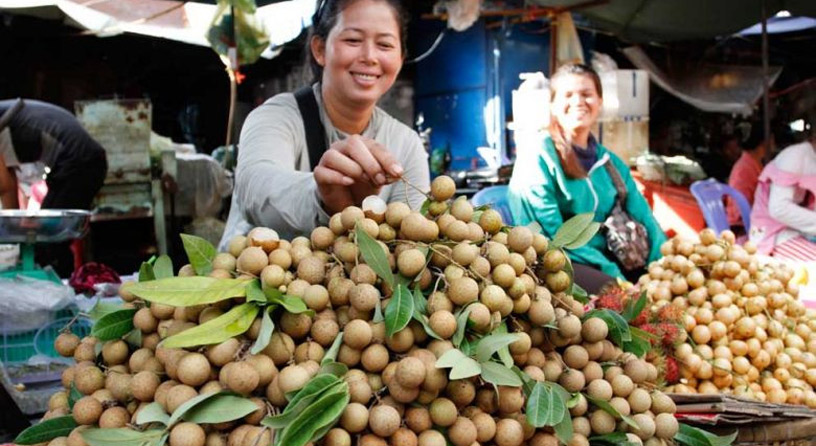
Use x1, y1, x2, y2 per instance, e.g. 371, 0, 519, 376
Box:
727, 123, 771, 234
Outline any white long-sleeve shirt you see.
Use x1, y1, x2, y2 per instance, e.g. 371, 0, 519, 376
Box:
765, 140, 816, 244
219, 84, 429, 250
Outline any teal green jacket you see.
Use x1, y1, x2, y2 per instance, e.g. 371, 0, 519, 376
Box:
508, 134, 666, 279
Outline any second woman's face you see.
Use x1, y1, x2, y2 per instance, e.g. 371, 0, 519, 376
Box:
314, 0, 403, 107
551, 74, 602, 134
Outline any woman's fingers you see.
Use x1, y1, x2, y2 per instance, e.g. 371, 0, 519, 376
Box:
313, 165, 354, 186
338, 135, 390, 186
320, 149, 364, 179
363, 138, 404, 180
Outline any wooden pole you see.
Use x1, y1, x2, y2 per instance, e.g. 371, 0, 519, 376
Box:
761, 0, 771, 147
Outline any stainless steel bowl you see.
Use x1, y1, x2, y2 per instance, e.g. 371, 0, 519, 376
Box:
0, 210, 91, 244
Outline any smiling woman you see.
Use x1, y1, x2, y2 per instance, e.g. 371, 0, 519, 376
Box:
219, 0, 429, 249
507, 64, 667, 288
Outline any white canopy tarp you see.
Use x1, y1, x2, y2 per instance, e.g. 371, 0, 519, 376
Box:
0, 0, 315, 59
622, 46, 782, 115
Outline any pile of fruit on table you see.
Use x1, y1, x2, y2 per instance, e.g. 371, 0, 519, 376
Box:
17, 177, 737, 446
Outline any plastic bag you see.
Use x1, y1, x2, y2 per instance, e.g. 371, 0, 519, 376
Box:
0, 277, 77, 334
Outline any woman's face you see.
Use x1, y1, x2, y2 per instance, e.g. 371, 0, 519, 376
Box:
312, 0, 403, 107
551, 74, 602, 134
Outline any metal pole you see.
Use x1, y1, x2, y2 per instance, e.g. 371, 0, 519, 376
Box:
761, 0, 771, 147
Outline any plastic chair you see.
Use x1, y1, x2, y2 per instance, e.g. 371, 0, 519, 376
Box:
471, 185, 513, 225
690, 178, 751, 235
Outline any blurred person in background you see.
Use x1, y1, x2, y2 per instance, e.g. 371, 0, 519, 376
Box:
508, 64, 666, 293
726, 121, 772, 236
750, 130, 816, 261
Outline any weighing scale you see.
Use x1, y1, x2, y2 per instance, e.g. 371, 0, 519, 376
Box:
0, 210, 91, 283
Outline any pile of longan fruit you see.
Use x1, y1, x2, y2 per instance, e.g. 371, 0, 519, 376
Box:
45, 176, 678, 446
638, 229, 816, 408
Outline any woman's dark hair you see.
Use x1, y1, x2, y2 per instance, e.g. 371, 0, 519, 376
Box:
548, 63, 603, 179
306, 0, 409, 83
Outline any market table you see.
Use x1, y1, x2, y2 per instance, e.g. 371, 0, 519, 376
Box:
632, 172, 706, 240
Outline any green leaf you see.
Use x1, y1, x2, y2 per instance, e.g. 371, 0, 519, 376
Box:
480, 361, 523, 387
492, 323, 516, 368
14, 416, 77, 445
567, 392, 582, 409
250, 307, 275, 355
527, 221, 543, 234
180, 233, 216, 276
246, 280, 267, 304
318, 361, 348, 377
135, 402, 170, 426
275, 383, 350, 446
162, 303, 259, 349
412, 312, 442, 341
87, 299, 123, 321
552, 213, 595, 248
167, 391, 222, 426
373, 298, 384, 323
527, 382, 562, 427
129, 277, 247, 307
585, 309, 632, 345
452, 304, 474, 347
321, 333, 344, 365
419, 199, 431, 216
590, 432, 638, 446
68, 383, 82, 409
471, 209, 484, 224
436, 348, 468, 369
124, 328, 142, 349
675, 423, 737, 446
91, 309, 137, 341
585, 394, 639, 429
475, 333, 520, 363
265, 289, 314, 316
512, 366, 536, 397
282, 375, 343, 415
139, 261, 155, 282
385, 284, 414, 337
564, 222, 600, 250
553, 410, 574, 444
623, 291, 649, 323
572, 283, 589, 304
153, 255, 174, 279
183, 394, 260, 424
82, 428, 164, 446
450, 357, 482, 380
412, 286, 427, 315
355, 224, 394, 288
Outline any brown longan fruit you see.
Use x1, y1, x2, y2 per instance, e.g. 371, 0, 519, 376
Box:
361, 344, 390, 372
558, 314, 582, 338
177, 353, 211, 387
74, 366, 104, 395
582, 317, 609, 343
429, 397, 457, 426
385, 327, 414, 353
297, 255, 325, 285
418, 430, 446, 446
624, 359, 649, 384
589, 410, 615, 435
166, 385, 198, 414
495, 418, 524, 446
311, 318, 340, 347
263, 332, 295, 366
55, 333, 80, 358
369, 404, 401, 437
170, 422, 206, 446
236, 246, 268, 275
133, 308, 159, 333
587, 379, 613, 401
349, 283, 380, 312
498, 386, 525, 414
628, 388, 652, 413
654, 412, 679, 439
340, 402, 369, 433
72, 396, 102, 425
651, 391, 676, 414
449, 417, 478, 446
101, 340, 129, 366
428, 310, 456, 339
344, 319, 374, 350
223, 362, 259, 396
563, 345, 589, 369
431, 175, 456, 201
99, 407, 130, 428
632, 414, 656, 440
395, 357, 426, 389
559, 369, 586, 393
405, 407, 432, 433
612, 374, 635, 398
67, 427, 88, 446
132, 371, 161, 402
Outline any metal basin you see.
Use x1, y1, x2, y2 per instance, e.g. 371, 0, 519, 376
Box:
0, 210, 91, 244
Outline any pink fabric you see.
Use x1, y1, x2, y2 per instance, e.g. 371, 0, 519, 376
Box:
727, 152, 762, 226
751, 163, 816, 255
773, 236, 816, 261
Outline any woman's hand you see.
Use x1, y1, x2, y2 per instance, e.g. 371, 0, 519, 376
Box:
313, 135, 404, 214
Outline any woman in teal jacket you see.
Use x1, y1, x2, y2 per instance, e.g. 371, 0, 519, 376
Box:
508, 64, 666, 283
